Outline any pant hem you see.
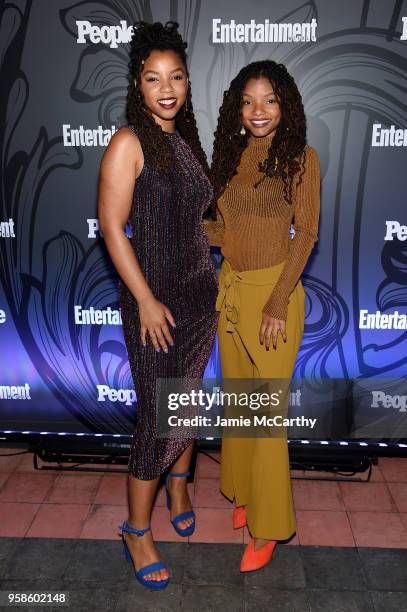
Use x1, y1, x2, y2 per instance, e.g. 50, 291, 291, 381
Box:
246, 523, 297, 541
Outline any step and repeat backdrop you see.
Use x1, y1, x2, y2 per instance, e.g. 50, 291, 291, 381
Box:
1, 0, 407, 442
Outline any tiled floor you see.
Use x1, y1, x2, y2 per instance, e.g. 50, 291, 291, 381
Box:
0, 448, 407, 611
1, 539, 407, 611
0, 447, 406, 547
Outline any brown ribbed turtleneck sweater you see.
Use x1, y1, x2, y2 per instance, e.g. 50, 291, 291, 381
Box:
205, 135, 320, 321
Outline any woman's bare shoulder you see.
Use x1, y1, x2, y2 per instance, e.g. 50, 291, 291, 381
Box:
101, 126, 144, 173
106, 126, 141, 153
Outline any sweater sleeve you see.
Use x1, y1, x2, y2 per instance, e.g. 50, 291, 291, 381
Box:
203, 207, 225, 247
262, 146, 321, 321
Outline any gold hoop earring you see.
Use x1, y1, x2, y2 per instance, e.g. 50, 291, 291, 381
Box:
240, 125, 246, 136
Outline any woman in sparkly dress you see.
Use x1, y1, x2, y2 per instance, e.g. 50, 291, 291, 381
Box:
98, 22, 218, 589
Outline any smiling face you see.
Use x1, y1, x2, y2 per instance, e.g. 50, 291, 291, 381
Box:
241, 76, 282, 139
138, 49, 188, 131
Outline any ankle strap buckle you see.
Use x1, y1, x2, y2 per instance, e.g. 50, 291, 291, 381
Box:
118, 520, 150, 537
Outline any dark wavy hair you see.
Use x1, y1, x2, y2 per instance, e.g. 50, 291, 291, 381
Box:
127, 21, 208, 175
209, 60, 306, 215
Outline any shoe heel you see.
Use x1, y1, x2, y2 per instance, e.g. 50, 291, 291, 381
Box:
122, 537, 132, 564
165, 485, 171, 511
233, 506, 247, 529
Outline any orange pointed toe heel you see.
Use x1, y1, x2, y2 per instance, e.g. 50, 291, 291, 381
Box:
232, 505, 247, 529
240, 537, 277, 572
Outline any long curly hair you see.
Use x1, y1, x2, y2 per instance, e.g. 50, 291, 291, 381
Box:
209, 60, 306, 215
127, 21, 208, 175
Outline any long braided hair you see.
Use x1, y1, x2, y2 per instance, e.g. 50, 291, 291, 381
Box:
127, 21, 208, 175
209, 60, 306, 216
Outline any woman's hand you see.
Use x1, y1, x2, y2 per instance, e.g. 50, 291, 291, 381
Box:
138, 295, 176, 352
259, 314, 287, 350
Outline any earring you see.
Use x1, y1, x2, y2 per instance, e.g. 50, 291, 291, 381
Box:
273, 156, 278, 171
240, 125, 246, 136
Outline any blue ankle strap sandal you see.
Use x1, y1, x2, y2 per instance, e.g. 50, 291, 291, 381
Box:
118, 519, 169, 590
165, 470, 196, 537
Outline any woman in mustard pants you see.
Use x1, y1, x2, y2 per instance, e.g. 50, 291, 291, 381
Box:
204, 60, 320, 572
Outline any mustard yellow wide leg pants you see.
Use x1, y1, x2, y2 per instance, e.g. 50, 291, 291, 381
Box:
216, 258, 305, 540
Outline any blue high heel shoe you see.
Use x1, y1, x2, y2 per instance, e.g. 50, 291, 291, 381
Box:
165, 470, 196, 537
117, 519, 169, 590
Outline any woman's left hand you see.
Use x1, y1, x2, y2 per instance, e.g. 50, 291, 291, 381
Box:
259, 314, 287, 350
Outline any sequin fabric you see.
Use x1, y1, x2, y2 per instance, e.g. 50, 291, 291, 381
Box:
118, 124, 219, 480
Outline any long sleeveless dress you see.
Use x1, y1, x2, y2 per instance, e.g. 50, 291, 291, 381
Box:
118, 124, 219, 480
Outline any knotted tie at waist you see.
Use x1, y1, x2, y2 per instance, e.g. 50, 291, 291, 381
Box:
215, 265, 243, 333
215, 258, 288, 333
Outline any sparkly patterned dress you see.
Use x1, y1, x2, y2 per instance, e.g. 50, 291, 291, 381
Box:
118, 125, 219, 480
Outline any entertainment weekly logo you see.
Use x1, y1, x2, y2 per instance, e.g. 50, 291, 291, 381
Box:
74, 305, 122, 325
75, 19, 318, 47
0, 219, 15, 238
401, 17, 407, 40
212, 18, 317, 43
371, 124, 407, 147
359, 310, 407, 330
63, 124, 117, 147
0, 384, 31, 400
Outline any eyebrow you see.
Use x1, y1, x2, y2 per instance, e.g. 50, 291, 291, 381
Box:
143, 67, 185, 75
242, 91, 275, 97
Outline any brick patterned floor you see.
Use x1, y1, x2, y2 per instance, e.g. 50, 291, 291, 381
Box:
0, 448, 406, 547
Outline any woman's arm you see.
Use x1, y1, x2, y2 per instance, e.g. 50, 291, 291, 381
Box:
98, 127, 152, 303
262, 146, 321, 322
98, 128, 175, 351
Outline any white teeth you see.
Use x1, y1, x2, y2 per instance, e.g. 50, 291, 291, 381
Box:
158, 98, 176, 105
252, 120, 269, 125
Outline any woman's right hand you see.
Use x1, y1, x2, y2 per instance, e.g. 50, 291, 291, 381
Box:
138, 295, 176, 352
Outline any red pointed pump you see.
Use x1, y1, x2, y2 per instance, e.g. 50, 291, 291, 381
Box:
240, 537, 277, 572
